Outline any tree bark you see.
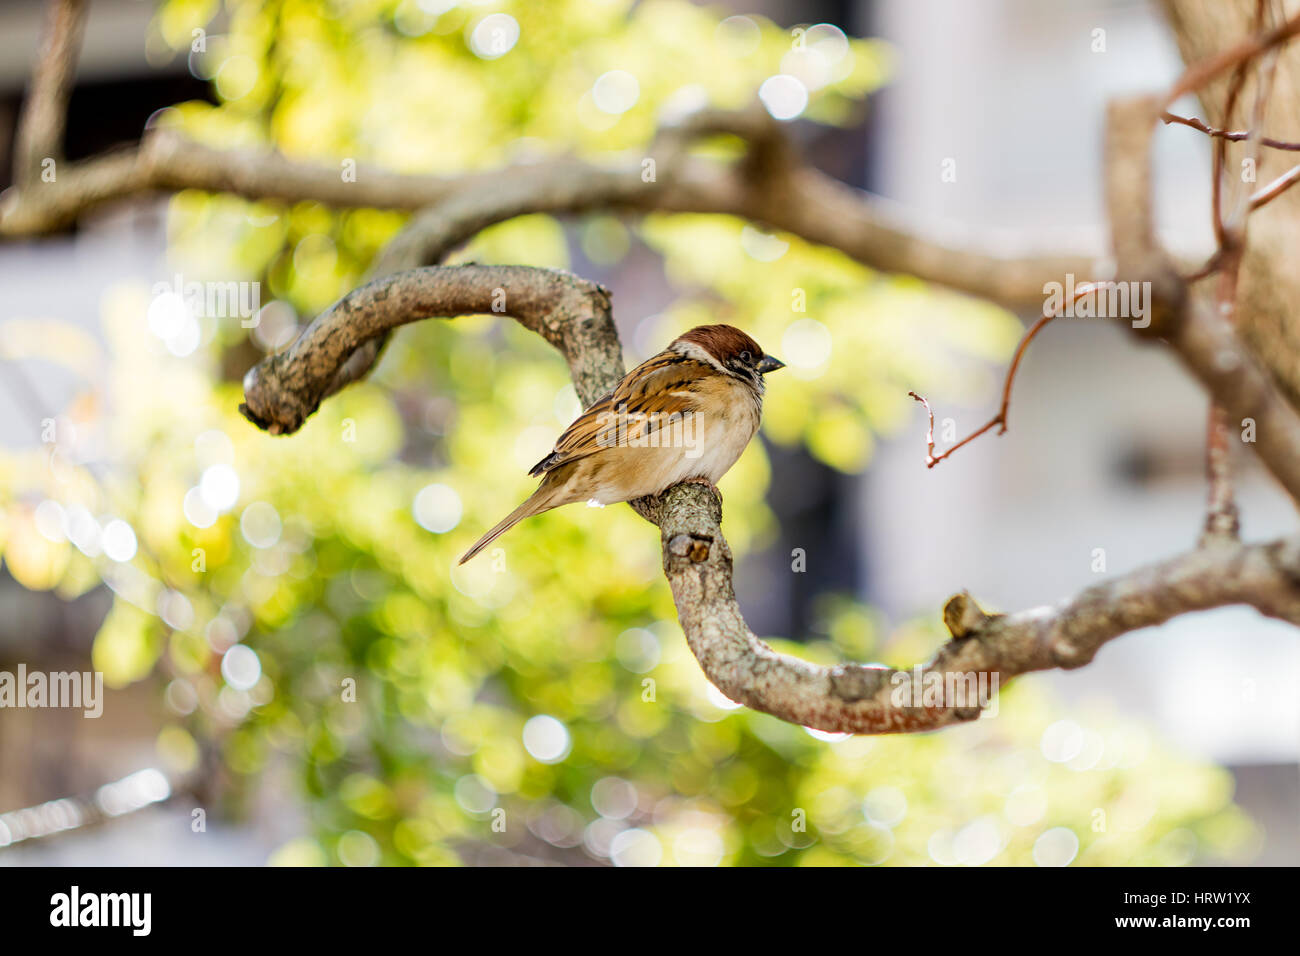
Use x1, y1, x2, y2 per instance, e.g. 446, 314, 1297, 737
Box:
1163, 0, 1300, 411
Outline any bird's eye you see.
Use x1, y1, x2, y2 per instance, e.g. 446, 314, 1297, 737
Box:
739, 350, 752, 365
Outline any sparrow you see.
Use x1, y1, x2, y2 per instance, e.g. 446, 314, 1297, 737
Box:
459, 324, 784, 563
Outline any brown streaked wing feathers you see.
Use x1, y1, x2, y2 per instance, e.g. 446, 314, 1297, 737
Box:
528, 351, 707, 477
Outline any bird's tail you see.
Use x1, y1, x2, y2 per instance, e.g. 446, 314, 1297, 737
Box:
458, 485, 561, 565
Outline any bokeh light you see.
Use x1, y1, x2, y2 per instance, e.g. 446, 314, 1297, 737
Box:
469, 13, 519, 60
592, 70, 640, 114
413, 483, 463, 533
758, 74, 808, 120
522, 715, 571, 764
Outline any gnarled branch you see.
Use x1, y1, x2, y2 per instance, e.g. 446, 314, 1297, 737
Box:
648, 482, 1300, 734
240, 263, 1300, 734
14, 0, 1300, 736
239, 265, 621, 434
1, 99, 1094, 311
235, 12, 1300, 736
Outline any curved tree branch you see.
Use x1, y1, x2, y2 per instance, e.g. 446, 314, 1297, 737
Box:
15, 0, 1300, 736
240, 263, 1300, 734
0, 114, 1095, 311
239, 265, 622, 434
237, 19, 1300, 736
12, 0, 87, 186
647, 482, 1300, 733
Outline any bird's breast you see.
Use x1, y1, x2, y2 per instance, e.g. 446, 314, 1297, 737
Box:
559, 377, 763, 504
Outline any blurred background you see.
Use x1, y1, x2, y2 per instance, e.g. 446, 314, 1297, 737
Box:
0, 0, 1294, 866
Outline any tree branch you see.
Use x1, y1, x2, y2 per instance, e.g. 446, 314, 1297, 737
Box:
12, 0, 87, 185
1248, 160, 1300, 209
19, 0, 1295, 736
905, 281, 1102, 468
241, 261, 1300, 735
1194, 1, 1278, 544
1163, 7, 1300, 103
1105, 95, 1300, 503
646, 482, 1300, 734
1203, 403, 1241, 543
236, 17, 1300, 735
1166, 289, 1300, 500
0, 112, 1094, 311
239, 265, 622, 435
1161, 110, 1300, 150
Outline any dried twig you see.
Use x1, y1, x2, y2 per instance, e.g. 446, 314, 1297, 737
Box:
907, 283, 1099, 467
1163, 9, 1300, 104
1196, 2, 1278, 544
1248, 161, 1300, 209
1160, 110, 1300, 150
1105, 92, 1300, 503
1225, 0, 1281, 236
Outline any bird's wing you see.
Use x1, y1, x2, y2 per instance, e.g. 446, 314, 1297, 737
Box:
528, 351, 709, 477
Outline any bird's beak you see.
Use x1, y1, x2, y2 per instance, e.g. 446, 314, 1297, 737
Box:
756, 354, 785, 375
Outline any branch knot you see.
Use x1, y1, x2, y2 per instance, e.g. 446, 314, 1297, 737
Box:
942, 590, 997, 639
668, 533, 713, 563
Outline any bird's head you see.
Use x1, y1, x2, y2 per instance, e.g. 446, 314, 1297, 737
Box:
671, 324, 785, 389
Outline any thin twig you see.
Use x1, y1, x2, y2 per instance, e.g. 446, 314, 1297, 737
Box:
906, 391, 937, 465
1160, 111, 1300, 151
1164, 9, 1300, 105
1226, 0, 1280, 235
1209, 42, 1252, 247
1248, 161, 1300, 209
909, 283, 1100, 468
1199, 1, 1276, 545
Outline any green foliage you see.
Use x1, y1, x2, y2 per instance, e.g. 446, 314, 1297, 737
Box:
0, 0, 1258, 865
